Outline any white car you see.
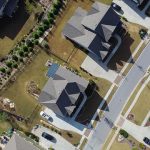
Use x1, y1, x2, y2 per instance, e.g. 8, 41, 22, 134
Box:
40, 111, 53, 122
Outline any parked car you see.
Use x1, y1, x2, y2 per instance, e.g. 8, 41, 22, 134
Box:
40, 111, 53, 122
111, 2, 122, 12
143, 137, 150, 146
145, 5, 150, 17
42, 132, 56, 142
139, 29, 147, 39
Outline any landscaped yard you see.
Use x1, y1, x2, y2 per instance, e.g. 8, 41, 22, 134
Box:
108, 22, 142, 72
0, 0, 42, 57
130, 80, 150, 125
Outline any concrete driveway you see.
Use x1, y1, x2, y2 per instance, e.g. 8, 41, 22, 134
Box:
122, 119, 150, 148
32, 125, 75, 150
113, 0, 150, 29
43, 108, 86, 135
81, 55, 118, 82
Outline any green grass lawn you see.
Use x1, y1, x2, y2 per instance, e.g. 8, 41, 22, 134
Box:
0, 51, 50, 117
130, 80, 150, 125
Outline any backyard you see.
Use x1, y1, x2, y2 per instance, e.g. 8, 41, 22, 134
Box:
0, 50, 50, 117
0, 0, 42, 57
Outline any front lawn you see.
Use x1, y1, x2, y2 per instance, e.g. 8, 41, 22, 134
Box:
130, 80, 150, 125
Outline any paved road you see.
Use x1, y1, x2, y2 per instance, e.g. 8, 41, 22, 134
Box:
84, 43, 150, 150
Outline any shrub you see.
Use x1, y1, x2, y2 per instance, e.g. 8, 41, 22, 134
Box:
48, 12, 55, 19
38, 26, 45, 32
32, 32, 39, 39
26, 40, 34, 47
43, 24, 49, 30
25, 132, 39, 142
22, 46, 28, 52
12, 55, 18, 62
43, 19, 50, 26
28, 47, 33, 52
6, 61, 13, 68
13, 63, 18, 69
52, 7, 59, 15
37, 30, 44, 37
19, 58, 23, 62
48, 17, 54, 24
67, 132, 73, 138
34, 40, 39, 45
19, 51, 24, 57
119, 129, 128, 138
0, 68, 6, 73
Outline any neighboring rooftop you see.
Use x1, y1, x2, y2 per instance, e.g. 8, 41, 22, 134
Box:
0, 0, 19, 17
39, 65, 89, 117
62, 1, 120, 60
4, 133, 39, 150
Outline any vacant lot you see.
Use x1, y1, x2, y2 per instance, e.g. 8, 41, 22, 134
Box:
0, 1, 42, 57
130, 80, 150, 125
108, 22, 142, 71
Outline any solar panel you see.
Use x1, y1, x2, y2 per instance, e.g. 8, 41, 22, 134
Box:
47, 63, 59, 78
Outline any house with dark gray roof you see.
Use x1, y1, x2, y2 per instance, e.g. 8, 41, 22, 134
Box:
39, 64, 89, 117
0, 0, 19, 18
4, 133, 39, 150
62, 1, 121, 61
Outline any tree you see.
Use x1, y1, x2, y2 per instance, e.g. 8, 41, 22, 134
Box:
38, 26, 45, 32
0, 112, 9, 122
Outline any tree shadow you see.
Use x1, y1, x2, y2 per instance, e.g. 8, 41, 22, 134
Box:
0, 0, 30, 40
107, 32, 134, 71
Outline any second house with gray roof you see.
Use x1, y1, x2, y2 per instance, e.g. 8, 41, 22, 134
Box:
62, 1, 121, 61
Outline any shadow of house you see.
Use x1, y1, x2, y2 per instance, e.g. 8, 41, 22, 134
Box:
75, 91, 104, 125
0, 0, 29, 40
107, 32, 134, 71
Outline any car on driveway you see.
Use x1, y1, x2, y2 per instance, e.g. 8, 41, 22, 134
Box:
111, 2, 122, 13
42, 132, 56, 143
143, 137, 150, 146
40, 111, 53, 122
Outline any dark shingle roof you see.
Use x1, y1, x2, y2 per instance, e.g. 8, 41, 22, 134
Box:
62, 1, 120, 60
39, 66, 88, 117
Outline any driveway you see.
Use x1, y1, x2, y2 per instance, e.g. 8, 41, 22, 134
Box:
44, 108, 85, 135
113, 0, 150, 29
81, 54, 118, 83
32, 125, 75, 150
84, 40, 150, 150
121, 119, 150, 148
